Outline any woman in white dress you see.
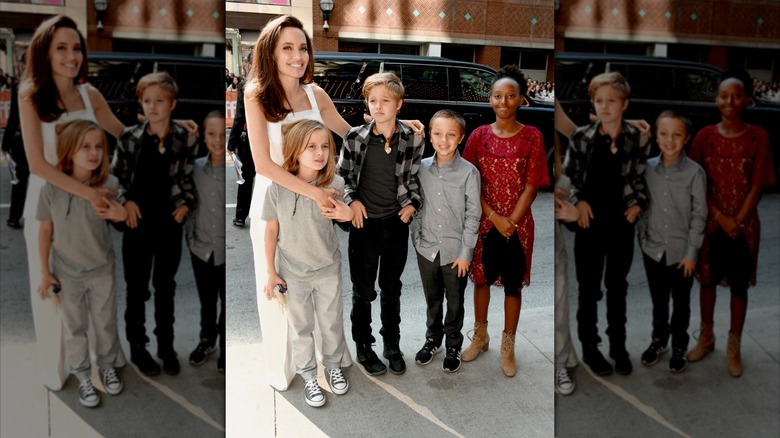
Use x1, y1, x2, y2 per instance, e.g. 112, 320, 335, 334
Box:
19, 16, 127, 391
244, 15, 423, 390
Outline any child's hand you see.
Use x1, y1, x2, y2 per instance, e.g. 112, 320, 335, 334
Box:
677, 259, 697, 277
398, 205, 416, 224
624, 205, 641, 224
451, 258, 471, 278
626, 119, 652, 137
172, 205, 190, 223
174, 119, 200, 136
401, 119, 425, 138
96, 199, 128, 222
350, 200, 367, 228
264, 273, 286, 301
322, 197, 354, 222
554, 197, 580, 223
313, 187, 339, 209
124, 200, 142, 228
576, 200, 594, 228
37, 272, 60, 301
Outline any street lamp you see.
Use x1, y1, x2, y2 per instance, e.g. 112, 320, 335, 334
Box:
320, 0, 334, 31
94, 0, 108, 31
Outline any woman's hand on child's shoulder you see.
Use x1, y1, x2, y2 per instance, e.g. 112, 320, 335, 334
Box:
321, 197, 354, 222
96, 198, 128, 223
313, 187, 339, 209
88, 187, 113, 211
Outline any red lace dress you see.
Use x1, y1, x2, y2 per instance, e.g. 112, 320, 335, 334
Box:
688, 124, 775, 286
463, 124, 550, 287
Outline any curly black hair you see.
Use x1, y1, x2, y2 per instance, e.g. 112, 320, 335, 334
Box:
720, 68, 754, 97
491, 65, 528, 95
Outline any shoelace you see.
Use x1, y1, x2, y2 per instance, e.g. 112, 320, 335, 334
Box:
422, 339, 438, 353
304, 379, 323, 398
329, 369, 346, 386
79, 379, 96, 397
446, 348, 460, 358
556, 368, 572, 386
103, 369, 120, 386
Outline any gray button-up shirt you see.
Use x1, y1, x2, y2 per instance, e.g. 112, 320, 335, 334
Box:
411, 151, 481, 265
186, 154, 226, 265
638, 152, 707, 265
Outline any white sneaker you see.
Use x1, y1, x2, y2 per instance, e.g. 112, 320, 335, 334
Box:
327, 368, 349, 395
101, 368, 124, 396
78, 379, 100, 407
555, 367, 575, 396
304, 379, 325, 407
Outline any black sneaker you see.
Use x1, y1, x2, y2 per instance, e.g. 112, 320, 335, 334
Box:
669, 347, 688, 373
383, 345, 406, 375
131, 344, 161, 376
582, 345, 613, 376
613, 354, 633, 375
356, 344, 387, 376
442, 347, 461, 373
415, 338, 441, 365
158, 350, 180, 375
189, 339, 216, 366
233, 218, 245, 227
641, 340, 668, 366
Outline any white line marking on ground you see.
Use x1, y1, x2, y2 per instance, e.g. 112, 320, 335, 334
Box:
0, 203, 9, 208
226, 204, 236, 208
587, 368, 690, 438
132, 366, 225, 432
365, 374, 465, 438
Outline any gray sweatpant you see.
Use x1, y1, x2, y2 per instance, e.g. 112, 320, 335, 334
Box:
280, 257, 347, 381
57, 268, 121, 381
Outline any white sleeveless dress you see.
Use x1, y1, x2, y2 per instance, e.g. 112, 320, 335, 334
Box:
22, 84, 125, 390
249, 84, 351, 391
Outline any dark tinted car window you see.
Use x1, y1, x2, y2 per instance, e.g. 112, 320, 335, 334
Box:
88, 59, 153, 100
401, 64, 448, 100
456, 67, 493, 102
675, 67, 720, 102
158, 62, 224, 102
314, 60, 377, 99
611, 62, 674, 100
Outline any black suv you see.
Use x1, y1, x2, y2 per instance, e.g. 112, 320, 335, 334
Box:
313, 52, 554, 179
88, 52, 224, 128
555, 52, 780, 185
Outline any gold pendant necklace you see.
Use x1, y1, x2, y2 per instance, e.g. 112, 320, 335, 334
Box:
158, 138, 166, 155
384, 138, 392, 154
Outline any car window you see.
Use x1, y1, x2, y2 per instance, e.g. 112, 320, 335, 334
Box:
456, 67, 493, 102
88, 59, 152, 100
314, 60, 378, 99
610, 62, 674, 100
554, 59, 606, 100
158, 62, 224, 101
675, 67, 720, 102
400, 64, 448, 100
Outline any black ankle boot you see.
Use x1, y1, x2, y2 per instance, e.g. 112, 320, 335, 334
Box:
158, 348, 180, 375
131, 344, 161, 376
383, 343, 406, 375
356, 344, 387, 376
582, 344, 613, 376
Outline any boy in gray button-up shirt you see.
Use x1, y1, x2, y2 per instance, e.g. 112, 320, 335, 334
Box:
411, 110, 481, 372
637, 111, 706, 373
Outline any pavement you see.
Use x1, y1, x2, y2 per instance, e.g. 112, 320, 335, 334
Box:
0, 152, 225, 437
224, 162, 557, 437
555, 193, 780, 437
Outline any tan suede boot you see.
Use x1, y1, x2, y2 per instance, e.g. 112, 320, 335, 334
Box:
727, 331, 743, 377
501, 331, 517, 377
687, 323, 715, 362
461, 321, 489, 362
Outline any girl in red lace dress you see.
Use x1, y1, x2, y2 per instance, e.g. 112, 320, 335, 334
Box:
461, 65, 549, 377
687, 70, 775, 377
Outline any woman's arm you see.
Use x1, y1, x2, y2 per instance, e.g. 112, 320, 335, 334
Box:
313, 85, 352, 138
19, 88, 108, 209
87, 84, 125, 138
245, 85, 336, 208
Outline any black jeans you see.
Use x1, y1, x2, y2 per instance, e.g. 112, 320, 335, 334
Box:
123, 216, 182, 351
349, 215, 409, 347
191, 252, 226, 355
234, 141, 255, 221
642, 253, 693, 350
574, 215, 634, 356
416, 252, 466, 349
